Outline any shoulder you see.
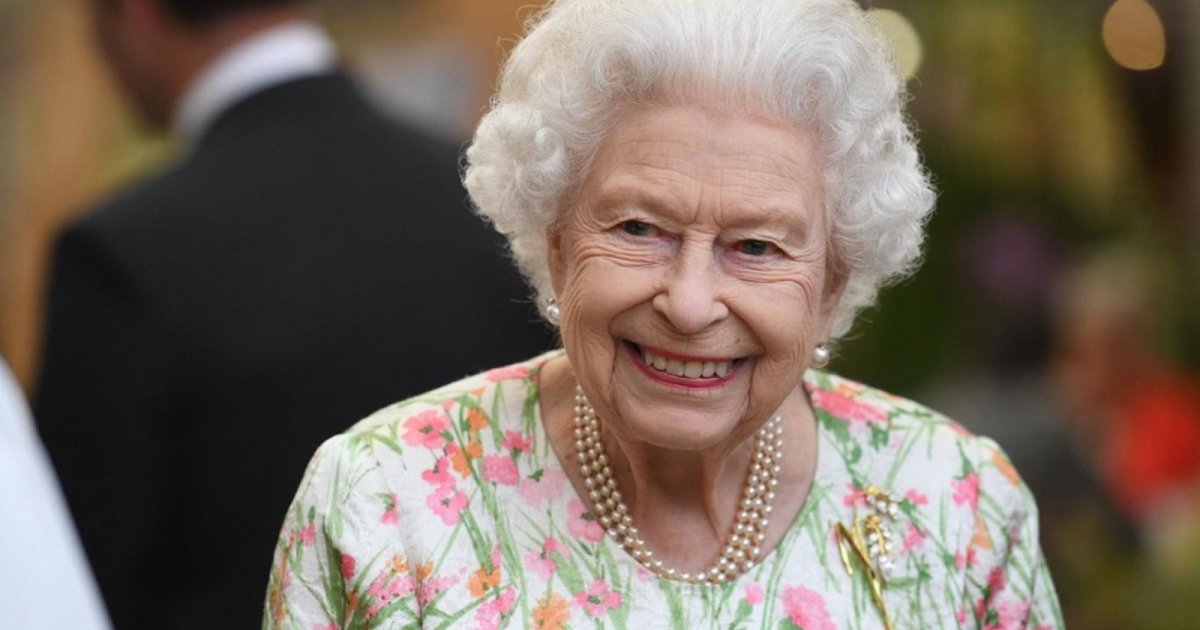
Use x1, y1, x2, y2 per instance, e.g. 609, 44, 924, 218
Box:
806, 370, 1034, 513
285, 352, 555, 536
805, 369, 973, 445
330, 352, 553, 456
56, 160, 210, 275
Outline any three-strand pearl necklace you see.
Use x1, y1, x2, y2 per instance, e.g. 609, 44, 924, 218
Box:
572, 385, 785, 584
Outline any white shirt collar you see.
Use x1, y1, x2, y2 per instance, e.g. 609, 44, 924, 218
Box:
172, 21, 337, 144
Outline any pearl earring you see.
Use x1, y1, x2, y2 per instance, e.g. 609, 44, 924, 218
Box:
545, 296, 561, 326
811, 342, 831, 368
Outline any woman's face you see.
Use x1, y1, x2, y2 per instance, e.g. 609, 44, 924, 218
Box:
549, 105, 842, 452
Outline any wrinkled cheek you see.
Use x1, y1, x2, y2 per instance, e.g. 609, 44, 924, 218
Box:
555, 263, 620, 388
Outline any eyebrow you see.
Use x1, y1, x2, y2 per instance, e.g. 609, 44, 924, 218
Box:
593, 175, 813, 238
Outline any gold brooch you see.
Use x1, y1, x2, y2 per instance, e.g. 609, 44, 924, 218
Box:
836, 486, 899, 630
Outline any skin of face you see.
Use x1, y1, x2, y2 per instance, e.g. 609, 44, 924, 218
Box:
547, 105, 843, 460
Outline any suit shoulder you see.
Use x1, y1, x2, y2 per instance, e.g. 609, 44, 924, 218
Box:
67, 165, 193, 246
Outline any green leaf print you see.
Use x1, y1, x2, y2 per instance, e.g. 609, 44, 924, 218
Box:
868, 422, 889, 451
731, 599, 753, 627
816, 409, 852, 445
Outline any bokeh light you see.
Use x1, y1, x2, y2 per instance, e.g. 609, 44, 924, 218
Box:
867, 8, 923, 80
1102, 0, 1166, 70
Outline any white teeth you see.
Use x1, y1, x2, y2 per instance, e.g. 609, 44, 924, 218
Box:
666, 359, 685, 377
638, 347, 732, 379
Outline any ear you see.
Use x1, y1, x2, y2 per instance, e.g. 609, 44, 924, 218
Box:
123, 0, 172, 31
816, 263, 848, 340
546, 225, 567, 296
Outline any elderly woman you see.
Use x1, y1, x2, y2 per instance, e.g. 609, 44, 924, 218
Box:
264, 0, 1062, 627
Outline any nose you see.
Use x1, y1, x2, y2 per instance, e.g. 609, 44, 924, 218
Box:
651, 243, 730, 334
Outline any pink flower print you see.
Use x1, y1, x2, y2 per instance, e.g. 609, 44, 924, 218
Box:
414, 568, 458, 609
427, 484, 469, 526
567, 499, 605, 543
974, 596, 988, 623
422, 457, 455, 489
902, 521, 925, 554
403, 409, 450, 449
574, 579, 622, 618
988, 566, 1007, 594
482, 454, 520, 486
299, 523, 316, 547
990, 599, 1031, 630
380, 492, 400, 525
314, 624, 338, 630
811, 389, 887, 424
474, 587, 517, 630
745, 582, 764, 606
956, 606, 967, 624
952, 472, 980, 510
905, 489, 929, 506
501, 430, 532, 454
525, 537, 569, 581
341, 553, 357, 580
518, 468, 566, 506
365, 570, 415, 619
780, 585, 836, 630
842, 483, 867, 508
485, 364, 531, 382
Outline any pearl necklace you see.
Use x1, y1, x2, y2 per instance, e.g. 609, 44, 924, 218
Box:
572, 385, 784, 584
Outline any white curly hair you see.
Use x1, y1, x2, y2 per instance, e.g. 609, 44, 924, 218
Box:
464, 0, 935, 340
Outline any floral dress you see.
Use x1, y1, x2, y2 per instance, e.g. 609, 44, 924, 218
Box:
263, 351, 1063, 629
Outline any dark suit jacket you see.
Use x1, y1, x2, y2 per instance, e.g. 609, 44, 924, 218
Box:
35, 72, 551, 629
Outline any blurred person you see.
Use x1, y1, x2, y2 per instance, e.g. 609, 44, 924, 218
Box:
1051, 251, 1200, 538
34, 0, 548, 626
0, 357, 110, 630
264, 1, 1062, 627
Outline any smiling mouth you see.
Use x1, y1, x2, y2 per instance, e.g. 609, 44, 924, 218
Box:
625, 341, 745, 380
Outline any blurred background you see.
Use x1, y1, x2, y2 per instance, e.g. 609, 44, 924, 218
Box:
0, 0, 1196, 626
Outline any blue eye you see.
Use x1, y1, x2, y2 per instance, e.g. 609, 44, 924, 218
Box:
621, 220, 653, 236
737, 240, 774, 256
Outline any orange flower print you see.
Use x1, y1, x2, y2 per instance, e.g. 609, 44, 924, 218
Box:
469, 546, 503, 597
532, 593, 571, 630
970, 511, 994, 551
991, 448, 1021, 487
449, 440, 484, 478
414, 561, 434, 582
468, 565, 502, 598
467, 406, 490, 433
266, 554, 289, 630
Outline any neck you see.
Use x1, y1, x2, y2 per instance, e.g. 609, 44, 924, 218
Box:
163, 7, 309, 124
540, 353, 818, 574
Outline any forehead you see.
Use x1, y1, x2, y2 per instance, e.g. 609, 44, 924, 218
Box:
580, 106, 825, 225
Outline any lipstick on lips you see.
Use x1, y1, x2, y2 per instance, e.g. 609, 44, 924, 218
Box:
624, 341, 743, 389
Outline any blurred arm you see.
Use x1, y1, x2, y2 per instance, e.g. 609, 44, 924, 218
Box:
962, 437, 1065, 629
34, 224, 176, 628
